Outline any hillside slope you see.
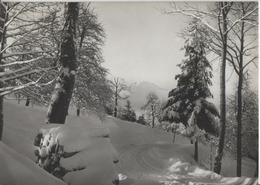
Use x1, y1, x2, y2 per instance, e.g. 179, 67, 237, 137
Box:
2, 100, 118, 185
0, 141, 66, 185
2, 100, 257, 185
105, 116, 257, 184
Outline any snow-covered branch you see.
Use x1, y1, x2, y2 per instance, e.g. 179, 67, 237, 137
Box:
165, 3, 219, 33
2, 50, 50, 59
0, 73, 56, 97
5, 4, 28, 29
0, 66, 30, 78
0, 56, 44, 67
225, 6, 258, 34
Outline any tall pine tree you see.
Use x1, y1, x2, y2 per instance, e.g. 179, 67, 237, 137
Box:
163, 22, 219, 161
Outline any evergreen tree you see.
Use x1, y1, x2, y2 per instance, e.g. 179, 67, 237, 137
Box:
163, 24, 219, 161
137, 114, 146, 125
120, 100, 136, 122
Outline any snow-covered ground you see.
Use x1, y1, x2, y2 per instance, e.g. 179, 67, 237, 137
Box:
105, 117, 257, 184
2, 100, 118, 185
1, 100, 258, 185
0, 141, 66, 185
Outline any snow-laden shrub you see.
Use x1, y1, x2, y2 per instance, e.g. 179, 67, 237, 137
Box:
34, 127, 84, 179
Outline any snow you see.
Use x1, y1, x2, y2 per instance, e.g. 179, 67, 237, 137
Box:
35, 118, 119, 185
106, 116, 257, 184
3, 100, 118, 185
2, 100, 258, 185
0, 141, 66, 185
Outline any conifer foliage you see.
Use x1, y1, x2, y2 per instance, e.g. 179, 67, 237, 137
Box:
163, 22, 219, 139
120, 100, 136, 122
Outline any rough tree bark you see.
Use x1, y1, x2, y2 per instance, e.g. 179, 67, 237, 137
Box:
0, 2, 7, 140
46, 3, 79, 124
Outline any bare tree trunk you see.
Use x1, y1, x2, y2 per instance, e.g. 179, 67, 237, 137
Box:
0, 2, 7, 140
151, 105, 155, 128
76, 107, 80, 116
194, 139, 198, 162
254, 159, 258, 177
172, 127, 176, 143
46, 3, 79, 124
114, 89, 118, 117
236, 15, 245, 177
25, 97, 30, 106
214, 2, 229, 174
210, 143, 213, 170
193, 111, 198, 162
17, 94, 21, 104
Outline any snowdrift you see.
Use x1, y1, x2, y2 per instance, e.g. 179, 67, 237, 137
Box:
33, 118, 119, 185
106, 116, 258, 185
2, 101, 258, 185
0, 141, 66, 185
33, 122, 119, 182
3, 101, 118, 185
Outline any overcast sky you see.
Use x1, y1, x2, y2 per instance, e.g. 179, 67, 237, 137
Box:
92, 2, 258, 104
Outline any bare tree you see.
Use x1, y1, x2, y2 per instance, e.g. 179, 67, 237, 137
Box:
0, 3, 60, 105
6, 3, 62, 105
72, 3, 112, 116
225, 2, 258, 176
0, 3, 56, 139
142, 92, 160, 128
110, 77, 128, 117
212, 2, 233, 174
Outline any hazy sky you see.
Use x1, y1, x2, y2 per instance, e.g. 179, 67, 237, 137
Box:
92, 2, 258, 104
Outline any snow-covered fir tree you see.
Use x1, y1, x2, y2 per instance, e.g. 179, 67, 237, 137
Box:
163, 22, 220, 161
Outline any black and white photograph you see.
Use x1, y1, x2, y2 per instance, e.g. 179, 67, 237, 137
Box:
0, 1, 258, 185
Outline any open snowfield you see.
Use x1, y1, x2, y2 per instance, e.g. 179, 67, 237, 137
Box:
1, 100, 258, 185
105, 117, 257, 184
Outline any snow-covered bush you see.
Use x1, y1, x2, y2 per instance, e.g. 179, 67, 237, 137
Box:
34, 127, 84, 179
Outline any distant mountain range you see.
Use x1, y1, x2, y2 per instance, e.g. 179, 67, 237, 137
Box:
126, 81, 169, 116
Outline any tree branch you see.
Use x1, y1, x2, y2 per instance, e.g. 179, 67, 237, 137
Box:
243, 56, 258, 70
0, 56, 44, 67
225, 6, 258, 34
